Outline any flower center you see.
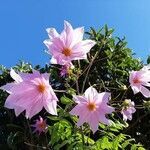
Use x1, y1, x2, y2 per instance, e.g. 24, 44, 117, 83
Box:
62, 48, 72, 56
39, 122, 46, 129
38, 84, 46, 93
133, 78, 141, 84
87, 102, 96, 111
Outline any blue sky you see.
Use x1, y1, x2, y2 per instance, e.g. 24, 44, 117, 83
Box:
0, 0, 150, 67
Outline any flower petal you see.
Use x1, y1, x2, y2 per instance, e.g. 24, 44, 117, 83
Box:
140, 86, 150, 98
84, 86, 98, 102
96, 92, 111, 104
0, 83, 16, 94
73, 27, 84, 43
44, 100, 57, 115
25, 98, 43, 119
46, 28, 59, 39
10, 69, 22, 83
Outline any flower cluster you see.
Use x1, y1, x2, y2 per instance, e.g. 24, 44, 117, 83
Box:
0, 21, 149, 134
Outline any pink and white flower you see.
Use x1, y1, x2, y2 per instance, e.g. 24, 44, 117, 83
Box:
70, 87, 114, 133
121, 99, 136, 121
0, 69, 58, 119
31, 116, 48, 134
44, 21, 96, 65
129, 65, 150, 97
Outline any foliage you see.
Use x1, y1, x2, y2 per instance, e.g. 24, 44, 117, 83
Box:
0, 25, 149, 149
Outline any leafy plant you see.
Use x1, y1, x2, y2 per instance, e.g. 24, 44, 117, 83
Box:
0, 25, 148, 149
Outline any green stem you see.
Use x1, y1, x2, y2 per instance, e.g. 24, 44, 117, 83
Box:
80, 126, 85, 148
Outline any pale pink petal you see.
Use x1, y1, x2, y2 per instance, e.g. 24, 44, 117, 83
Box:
14, 106, 25, 116
122, 114, 128, 121
70, 105, 80, 115
14, 91, 41, 108
73, 27, 84, 43
140, 86, 150, 98
10, 82, 36, 95
50, 57, 58, 64
69, 46, 87, 60
88, 113, 99, 133
70, 52, 87, 61
84, 87, 98, 102
10, 69, 22, 83
131, 86, 140, 94
99, 115, 110, 125
4, 94, 20, 109
46, 28, 59, 39
63, 21, 74, 47
76, 109, 90, 127
48, 38, 64, 56
70, 104, 85, 116
99, 105, 114, 114
129, 71, 136, 85
96, 92, 111, 104
64, 20, 73, 33
0, 83, 16, 94
44, 100, 57, 115
42, 73, 50, 81
26, 98, 43, 119
72, 40, 96, 53
43, 39, 52, 48
72, 95, 87, 104
19, 70, 40, 81
142, 82, 150, 87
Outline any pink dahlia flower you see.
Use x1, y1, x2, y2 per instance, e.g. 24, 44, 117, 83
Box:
0, 69, 58, 119
70, 87, 114, 133
31, 116, 48, 134
44, 20, 96, 65
129, 66, 150, 97
121, 99, 136, 121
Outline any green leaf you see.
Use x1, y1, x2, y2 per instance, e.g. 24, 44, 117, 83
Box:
60, 96, 73, 105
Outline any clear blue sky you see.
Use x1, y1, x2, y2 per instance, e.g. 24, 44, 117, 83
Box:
0, 0, 150, 67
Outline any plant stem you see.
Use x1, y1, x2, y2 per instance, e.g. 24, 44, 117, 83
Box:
24, 142, 48, 150
81, 51, 99, 94
80, 126, 85, 148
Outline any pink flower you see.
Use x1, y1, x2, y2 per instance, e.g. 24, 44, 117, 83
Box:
121, 99, 136, 121
129, 66, 150, 97
31, 116, 48, 134
44, 20, 96, 65
0, 69, 58, 119
70, 87, 114, 133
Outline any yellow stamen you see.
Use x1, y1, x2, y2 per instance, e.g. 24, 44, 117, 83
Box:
38, 84, 46, 93
87, 102, 96, 111
62, 48, 72, 56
